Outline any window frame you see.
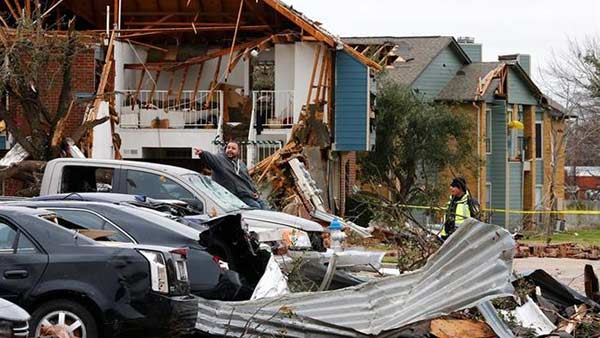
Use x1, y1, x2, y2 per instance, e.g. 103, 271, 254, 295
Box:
485, 182, 492, 210
535, 121, 543, 160
0, 218, 41, 254
124, 169, 195, 201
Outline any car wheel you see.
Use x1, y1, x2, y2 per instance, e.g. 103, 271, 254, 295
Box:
30, 299, 98, 338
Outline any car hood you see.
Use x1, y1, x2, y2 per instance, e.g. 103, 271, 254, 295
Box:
240, 210, 324, 232
0, 298, 30, 322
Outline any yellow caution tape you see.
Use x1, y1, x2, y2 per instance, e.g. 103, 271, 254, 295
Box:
390, 203, 600, 215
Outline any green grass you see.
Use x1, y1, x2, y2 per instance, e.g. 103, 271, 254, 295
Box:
520, 230, 600, 246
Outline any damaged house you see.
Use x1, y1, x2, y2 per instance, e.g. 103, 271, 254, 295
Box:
344, 36, 568, 229
0, 0, 380, 216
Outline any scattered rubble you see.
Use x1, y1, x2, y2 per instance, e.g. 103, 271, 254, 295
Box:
516, 242, 600, 260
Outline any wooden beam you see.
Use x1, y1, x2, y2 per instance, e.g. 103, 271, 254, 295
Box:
132, 70, 146, 107
12, 0, 23, 17
125, 21, 243, 27
243, 0, 271, 28
148, 70, 161, 103
176, 66, 190, 105
305, 44, 321, 109
190, 62, 205, 106
4, 0, 19, 21
119, 38, 169, 53
170, 35, 273, 70
315, 49, 328, 104
113, 0, 119, 27
108, 25, 270, 32
261, 0, 335, 46
224, 0, 244, 83
141, 14, 175, 29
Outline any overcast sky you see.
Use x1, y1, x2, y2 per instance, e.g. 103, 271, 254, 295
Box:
286, 0, 600, 82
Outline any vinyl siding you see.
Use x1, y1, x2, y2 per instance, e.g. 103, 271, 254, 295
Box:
488, 100, 508, 226
507, 68, 537, 105
508, 162, 523, 229
334, 51, 369, 151
413, 46, 466, 101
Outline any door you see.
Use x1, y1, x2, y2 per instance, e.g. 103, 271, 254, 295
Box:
0, 218, 48, 303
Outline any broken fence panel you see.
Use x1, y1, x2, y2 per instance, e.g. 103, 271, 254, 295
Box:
195, 219, 515, 337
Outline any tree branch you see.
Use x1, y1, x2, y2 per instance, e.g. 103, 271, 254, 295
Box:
70, 116, 109, 144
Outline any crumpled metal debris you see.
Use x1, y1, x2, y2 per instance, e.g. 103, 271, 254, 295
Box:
195, 219, 515, 337
0, 143, 29, 167
250, 255, 289, 300
501, 296, 557, 335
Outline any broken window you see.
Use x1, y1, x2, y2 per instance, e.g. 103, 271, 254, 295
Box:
51, 209, 132, 243
60, 166, 115, 193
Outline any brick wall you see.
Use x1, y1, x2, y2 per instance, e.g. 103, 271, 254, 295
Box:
3, 48, 96, 196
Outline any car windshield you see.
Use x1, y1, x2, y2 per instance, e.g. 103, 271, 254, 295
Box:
183, 174, 249, 212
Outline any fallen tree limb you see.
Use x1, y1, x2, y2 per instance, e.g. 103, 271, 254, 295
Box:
71, 116, 110, 144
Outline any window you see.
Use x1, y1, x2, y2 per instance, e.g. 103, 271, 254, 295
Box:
535, 122, 543, 159
486, 182, 492, 209
485, 108, 492, 154
51, 209, 132, 243
126, 170, 194, 201
60, 166, 114, 193
0, 221, 37, 254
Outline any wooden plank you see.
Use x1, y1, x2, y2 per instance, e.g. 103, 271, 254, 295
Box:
12, 0, 22, 17
430, 319, 495, 338
326, 51, 333, 124
191, 63, 205, 106
148, 70, 161, 104
176, 66, 190, 105
4, 0, 19, 21
224, 0, 244, 83
261, 0, 335, 46
141, 14, 175, 29
119, 38, 168, 53
132, 70, 145, 107
305, 44, 321, 109
315, 50, 328, 104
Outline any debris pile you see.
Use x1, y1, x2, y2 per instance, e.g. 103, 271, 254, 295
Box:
516, 242, 600, 260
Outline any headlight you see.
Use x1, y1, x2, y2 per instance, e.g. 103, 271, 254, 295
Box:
139, 250, 169, 293
280, 229, 312, 249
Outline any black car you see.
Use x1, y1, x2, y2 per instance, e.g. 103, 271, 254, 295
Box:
0, 298, 29, 337
0, 206, 196, 338
8, 200, 270, 301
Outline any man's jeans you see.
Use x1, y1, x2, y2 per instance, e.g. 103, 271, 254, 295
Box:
241, 196, 269, 210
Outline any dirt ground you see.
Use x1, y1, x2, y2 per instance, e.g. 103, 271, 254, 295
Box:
513, 257, 600, 294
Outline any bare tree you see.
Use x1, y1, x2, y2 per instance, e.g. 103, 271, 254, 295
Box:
541, 37, 600, 241
0, 4, 108, 195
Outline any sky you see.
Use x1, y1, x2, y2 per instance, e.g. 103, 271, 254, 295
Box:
285, 0, 600, 82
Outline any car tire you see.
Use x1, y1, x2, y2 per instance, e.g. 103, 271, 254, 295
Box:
30, 299, 98, 338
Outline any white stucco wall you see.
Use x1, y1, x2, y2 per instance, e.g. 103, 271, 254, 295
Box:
293, 42, 324, 121
119, 128, 219, 159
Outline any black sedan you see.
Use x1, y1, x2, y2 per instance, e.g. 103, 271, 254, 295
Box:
7, 200, 270, 301
0, 206, 196, 338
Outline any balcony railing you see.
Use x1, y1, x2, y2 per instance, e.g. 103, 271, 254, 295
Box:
117, 90, 223, 129
252, 90, 295, 128
213, 140, 283, 168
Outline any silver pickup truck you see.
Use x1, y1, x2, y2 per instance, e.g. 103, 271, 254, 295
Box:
39, 158, 324, 250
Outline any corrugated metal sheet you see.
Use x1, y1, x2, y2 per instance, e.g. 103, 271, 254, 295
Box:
195, 219, 515, 337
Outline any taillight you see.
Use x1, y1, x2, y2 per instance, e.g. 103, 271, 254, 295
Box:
170, 248, 188, 258
212, 256, 229, 270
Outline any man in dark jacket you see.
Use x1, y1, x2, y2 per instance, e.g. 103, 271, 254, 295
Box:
194, 142, 268, 209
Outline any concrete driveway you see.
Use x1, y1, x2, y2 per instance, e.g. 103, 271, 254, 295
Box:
513, 257, 600, 294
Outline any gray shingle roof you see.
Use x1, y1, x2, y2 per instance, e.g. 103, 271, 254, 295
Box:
436, 62, 502, 102
343, 36, 457, 85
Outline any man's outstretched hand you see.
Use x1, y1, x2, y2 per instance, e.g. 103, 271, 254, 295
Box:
194, 148, 202, 156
